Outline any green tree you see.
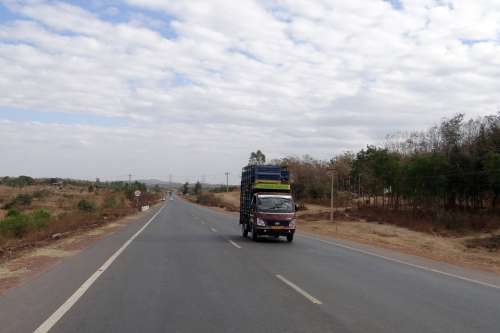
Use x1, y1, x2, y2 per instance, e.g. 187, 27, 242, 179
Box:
352, 146, 402, 207
249, 150, 266, 165
402, 153, 448, 210
182, 182, 189, 195
485, 153, 500, 209
194, 181, 202, 195
2, 176, 35, 187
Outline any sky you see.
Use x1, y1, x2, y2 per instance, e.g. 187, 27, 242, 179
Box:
0, 0, 499, 184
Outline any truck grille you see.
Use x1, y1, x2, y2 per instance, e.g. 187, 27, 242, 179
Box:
265, 220, 289, 227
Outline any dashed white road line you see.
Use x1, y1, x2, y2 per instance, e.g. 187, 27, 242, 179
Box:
201, 221, 206, 225
210, 227, 217, 232
34, 205, 166, 333
298, 232, 500, 290
276, 274, 322, 305
228, 240, 242, 249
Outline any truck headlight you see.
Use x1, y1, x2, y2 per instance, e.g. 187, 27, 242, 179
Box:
289, 219, 296, 227
256, 218, 266, 226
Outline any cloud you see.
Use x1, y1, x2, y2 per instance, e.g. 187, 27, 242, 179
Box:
0, 0, 500, 181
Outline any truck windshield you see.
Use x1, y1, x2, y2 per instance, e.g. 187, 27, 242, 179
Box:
257, 197, 294, 213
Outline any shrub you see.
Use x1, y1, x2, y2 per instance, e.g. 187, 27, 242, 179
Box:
0, 209, 52, 238
104, 196, 117, 208
2, 193, 33, 209
15, 193, 33, 205
0, 214, 30, 237
31, 209, 51, 229
77, 199, 96, 212
2, 176, 35, 187
196, 193, 221, 206
33, 189, 51, 199
6, 209, 20, 217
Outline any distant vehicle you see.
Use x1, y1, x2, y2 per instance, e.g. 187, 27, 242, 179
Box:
240, 164, 296, 242
170, 197, 174, 201
161, 197, 166, 201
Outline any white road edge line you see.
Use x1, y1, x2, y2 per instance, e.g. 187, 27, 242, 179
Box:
228, 240, 242, 249
210, 227, 217, 232
298, 232, 500, 290
276, 274, 322, 305
34, 205, 166, 333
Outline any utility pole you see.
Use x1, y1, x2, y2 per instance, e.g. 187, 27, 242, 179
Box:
225, 172, 230, 192
128, 174, 133, 184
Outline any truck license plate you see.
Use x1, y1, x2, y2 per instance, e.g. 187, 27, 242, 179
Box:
270, 226, 284, 229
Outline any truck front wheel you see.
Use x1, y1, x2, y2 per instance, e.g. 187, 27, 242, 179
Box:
241, 224, 248, 238
286, 233, 294, 242
251, 226, 259, 241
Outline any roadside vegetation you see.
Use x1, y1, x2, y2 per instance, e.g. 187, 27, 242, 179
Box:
185, 114, 500, 272
272, 113, 500, 234
180, 181, 239, 212
0, 177, 160, 259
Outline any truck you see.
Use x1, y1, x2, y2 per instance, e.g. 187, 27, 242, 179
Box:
239, 164, 297, 242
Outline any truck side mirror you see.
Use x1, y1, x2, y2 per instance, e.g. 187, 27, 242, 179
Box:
295, 203, 299, 211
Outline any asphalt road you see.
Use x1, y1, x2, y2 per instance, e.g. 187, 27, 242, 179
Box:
2, 197, 500, 332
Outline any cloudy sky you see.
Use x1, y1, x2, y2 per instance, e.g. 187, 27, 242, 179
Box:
0, 0, 499, 184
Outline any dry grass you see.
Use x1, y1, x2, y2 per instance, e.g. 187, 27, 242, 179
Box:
213, 191, 240, 207
299, 214, 500, 274
196, 191, 239, 212
0, 184, 140, 260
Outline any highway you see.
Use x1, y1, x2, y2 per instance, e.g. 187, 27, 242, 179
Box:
1, 197, 500, 332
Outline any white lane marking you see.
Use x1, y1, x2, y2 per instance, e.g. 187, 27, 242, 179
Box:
276, 274, 322, 305
298, 233, 500, 290
34, 205, 166, 333
201, 221, 206, 225
210, 227, 217, 232
228, 240, 242, 249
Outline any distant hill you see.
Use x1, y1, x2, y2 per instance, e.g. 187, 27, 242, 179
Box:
139, 179, 183, 188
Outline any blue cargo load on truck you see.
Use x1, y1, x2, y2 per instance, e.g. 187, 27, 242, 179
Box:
239, 164, 296, 242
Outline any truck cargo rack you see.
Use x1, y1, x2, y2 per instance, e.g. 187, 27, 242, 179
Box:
239, 165, 291, 225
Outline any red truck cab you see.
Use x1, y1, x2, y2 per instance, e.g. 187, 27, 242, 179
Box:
249, 193, 296, 242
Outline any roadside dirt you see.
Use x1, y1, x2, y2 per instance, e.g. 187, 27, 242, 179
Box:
209, 191, 500, 275
214, 192, 240, 208
0, 208, 155, 295
299, 219, 500, 274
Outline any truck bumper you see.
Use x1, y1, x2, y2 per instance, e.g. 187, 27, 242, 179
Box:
254, 227, 295, 237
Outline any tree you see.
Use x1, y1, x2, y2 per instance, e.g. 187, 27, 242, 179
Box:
194, 181, 202, 195
440, 113, 464, 155
485, 153, 500, 209
351, 146, 402, 207
249, 150, 266, 165
330, 152, 354, 179
182, 182, 189, 195
403, 152, 448, 210
2, 176, 35, 187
